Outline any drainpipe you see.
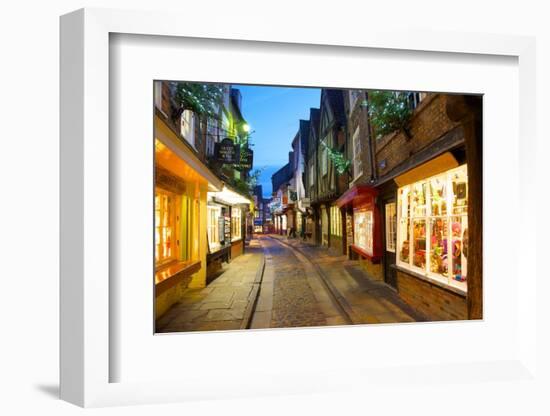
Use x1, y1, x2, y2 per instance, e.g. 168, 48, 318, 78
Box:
362, 92, 377, 184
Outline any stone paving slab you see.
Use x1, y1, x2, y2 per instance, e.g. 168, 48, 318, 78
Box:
156, 242, 264, 333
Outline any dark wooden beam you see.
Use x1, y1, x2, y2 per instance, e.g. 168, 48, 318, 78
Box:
446, 95, 483, 320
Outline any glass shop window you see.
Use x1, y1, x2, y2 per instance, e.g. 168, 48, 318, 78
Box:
385, 202, 397, 252
231, 207, 242, 241
330, 205, 342, 237
155, 188, 178, 266
207, 205, 221, 250
397, 164, 468, 291
354, 209, 374, 255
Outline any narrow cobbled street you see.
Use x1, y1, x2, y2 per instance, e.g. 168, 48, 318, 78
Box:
153, 83, 481, 332
157, 235, 421, 332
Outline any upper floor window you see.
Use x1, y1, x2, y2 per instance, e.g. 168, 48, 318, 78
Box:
309, 162, 315, 185
180, 110, 195, 149
349, 90, 361, 111
321, 139, 328, 176
154, 81, 163, 111
408, 92, 427, 110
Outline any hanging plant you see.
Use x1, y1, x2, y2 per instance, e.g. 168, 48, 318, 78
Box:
172, 82, 224, 118
367, 90, 413, 139
321, 141, 351, 175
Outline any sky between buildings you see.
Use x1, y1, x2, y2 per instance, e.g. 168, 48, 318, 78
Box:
234, 84, 321, 198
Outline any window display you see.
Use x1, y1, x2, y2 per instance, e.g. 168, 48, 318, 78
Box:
354, 209, 373, 255
207, 205, 221, 251
155, 188, 177, 266
231, 207, 242, 241
385, 202, 396, 252
330, 205, 342, 236
397, 164, 468, 291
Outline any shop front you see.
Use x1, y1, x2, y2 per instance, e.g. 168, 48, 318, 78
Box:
393, 161, 469, 320
154, 113, 223, 319
336, 185, 383, 280
206, 185, 251, 277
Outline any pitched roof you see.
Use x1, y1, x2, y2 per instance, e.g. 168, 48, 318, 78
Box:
323, 89, 346, 125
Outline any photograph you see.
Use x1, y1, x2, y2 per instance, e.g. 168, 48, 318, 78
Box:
153, 81, 483, 333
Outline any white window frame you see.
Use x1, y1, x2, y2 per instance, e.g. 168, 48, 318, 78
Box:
207, 205, 221, 250
353, 209, 373, 255
154, 81, 163, 111
231, 207, 242, 241
396, 165, 468, 292
180, 109, 196, 149
321, 143, 328, 176
385, 202, 396, 252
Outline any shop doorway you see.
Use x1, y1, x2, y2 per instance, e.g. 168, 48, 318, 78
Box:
383, 200, 397, 288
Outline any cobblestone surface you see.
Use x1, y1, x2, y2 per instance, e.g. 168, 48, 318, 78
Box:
267, 241, 327, 328
269, 235, 422, 325
254, 237, 340, 328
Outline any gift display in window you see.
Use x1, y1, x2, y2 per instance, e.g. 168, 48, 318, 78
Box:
430, 175, 447, 216
450, 216, 467, 282
353, 209, 373, 255
411, 182, 427, 217
399, 187, 410, 218
430, 217, 448, 276
451, 169, 468, 215
412, 219, 426, 269
397, 164, 468, 291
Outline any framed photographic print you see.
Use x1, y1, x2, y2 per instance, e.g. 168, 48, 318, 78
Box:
60, 7, 538, 408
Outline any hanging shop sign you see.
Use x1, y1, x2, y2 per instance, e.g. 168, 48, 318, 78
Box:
239, 147, 254, 170
215, 138, 239, 164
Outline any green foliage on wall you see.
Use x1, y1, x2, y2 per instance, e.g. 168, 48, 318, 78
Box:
367, 91, 413, 139
173, 82, 224, 118
322, 141, 351, 175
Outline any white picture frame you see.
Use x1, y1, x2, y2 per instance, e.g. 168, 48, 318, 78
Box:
60, 8, 538, 408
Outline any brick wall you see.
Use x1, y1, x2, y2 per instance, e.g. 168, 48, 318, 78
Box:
396, 270, 467, 321
375, 94, 460, 178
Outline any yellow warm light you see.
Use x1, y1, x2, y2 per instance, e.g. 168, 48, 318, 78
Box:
208, 185, 251, 206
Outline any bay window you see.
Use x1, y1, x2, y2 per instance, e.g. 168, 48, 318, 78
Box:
397, 164, 468, 291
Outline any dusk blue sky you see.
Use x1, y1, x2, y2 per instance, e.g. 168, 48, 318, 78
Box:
234, 85, 321, 198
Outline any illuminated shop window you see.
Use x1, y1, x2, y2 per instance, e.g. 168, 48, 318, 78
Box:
385, 202, 397, 252
330, 205, 342, 236
207, 206, 221, 250
155, 189, 178, 266
231, 207, 242, 241
397, 164, 468, 291
354, 210, 373, 255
